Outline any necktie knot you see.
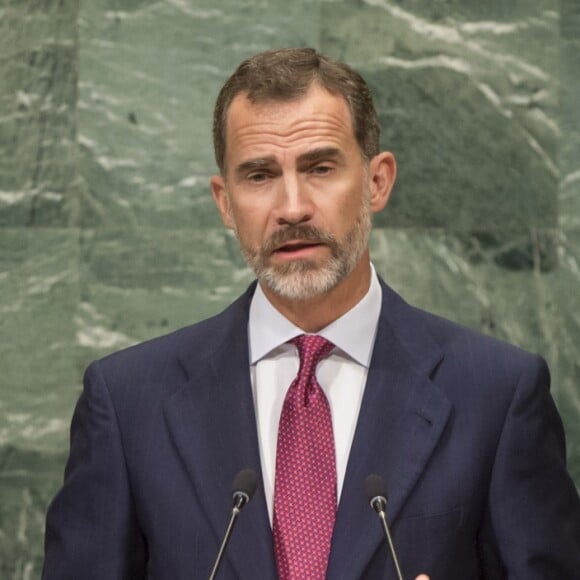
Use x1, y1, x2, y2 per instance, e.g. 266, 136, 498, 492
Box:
290, 334, 334, 378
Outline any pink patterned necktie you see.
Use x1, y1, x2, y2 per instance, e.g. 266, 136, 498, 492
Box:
273, 334, 337, 580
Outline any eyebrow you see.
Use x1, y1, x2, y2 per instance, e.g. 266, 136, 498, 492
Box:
235, 156, 277, 179
296, 147, 344, 168
234, 147, 344, 179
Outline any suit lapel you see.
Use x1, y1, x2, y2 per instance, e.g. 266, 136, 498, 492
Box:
163, 288, 277, 580
327, 282, 452, 580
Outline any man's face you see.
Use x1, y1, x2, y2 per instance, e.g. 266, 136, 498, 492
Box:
211, 83, 393, 301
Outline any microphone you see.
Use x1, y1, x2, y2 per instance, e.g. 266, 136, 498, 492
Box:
364, 474, 405, 580
232, 468, 258, 510
208, 469, 258, 580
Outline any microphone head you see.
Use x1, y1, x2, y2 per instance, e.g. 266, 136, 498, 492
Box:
232, 469, 258, 507
364, 474, 387, 512
364, 473, 386, 499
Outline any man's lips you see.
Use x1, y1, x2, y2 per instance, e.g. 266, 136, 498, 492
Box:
270, 240, 326, 260
274, 240, 323, 253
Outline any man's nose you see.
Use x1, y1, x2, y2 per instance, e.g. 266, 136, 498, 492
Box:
275, 174, 314, 226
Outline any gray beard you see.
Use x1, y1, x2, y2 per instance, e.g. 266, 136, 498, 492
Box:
236, 198, 372, 301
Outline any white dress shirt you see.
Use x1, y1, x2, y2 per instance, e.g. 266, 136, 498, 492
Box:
248, 264, 382, 522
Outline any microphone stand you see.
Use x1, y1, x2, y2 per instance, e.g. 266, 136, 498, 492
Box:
208, 491, 249, 580
365, 474, 405, 580
208, 469, 257, 579
371, 496, 405, 580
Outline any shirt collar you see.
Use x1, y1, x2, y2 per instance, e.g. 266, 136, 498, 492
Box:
248, 263, 382, 368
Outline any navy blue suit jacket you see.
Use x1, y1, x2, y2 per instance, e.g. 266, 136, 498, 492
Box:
43, 279, 580, 579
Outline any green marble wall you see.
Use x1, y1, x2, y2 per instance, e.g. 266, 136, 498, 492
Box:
1, 0, 578, 575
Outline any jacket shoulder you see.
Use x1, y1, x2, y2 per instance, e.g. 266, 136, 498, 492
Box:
379, 278, 545, 383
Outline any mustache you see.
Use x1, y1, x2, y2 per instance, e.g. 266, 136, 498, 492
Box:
262, 225, 338, 254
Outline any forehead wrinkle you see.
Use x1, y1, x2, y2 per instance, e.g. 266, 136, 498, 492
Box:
230, 122, 354, 158
234, 113, 350, 139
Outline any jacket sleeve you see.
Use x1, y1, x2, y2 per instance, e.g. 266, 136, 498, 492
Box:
42, 361, 147, 579
481, 354, 580, 579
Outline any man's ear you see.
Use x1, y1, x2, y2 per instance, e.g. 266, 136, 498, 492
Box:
210, 175, 235, 230
368, 152, 397, 214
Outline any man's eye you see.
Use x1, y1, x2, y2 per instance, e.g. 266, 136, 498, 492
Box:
247, 172, 268, 182
311, 165, 332, 175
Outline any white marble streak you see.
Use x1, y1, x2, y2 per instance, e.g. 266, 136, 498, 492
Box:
0, 191, 28, 205
526, 133, 558, 177
375, 54, 472, 74
103, 0, 223, 22
75, 301, 133, 349
163, 0, 223, 19
459, 22, 522, 35
561, 170, 580, 191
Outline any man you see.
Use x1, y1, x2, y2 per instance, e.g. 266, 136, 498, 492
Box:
43, 48, 580, 579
